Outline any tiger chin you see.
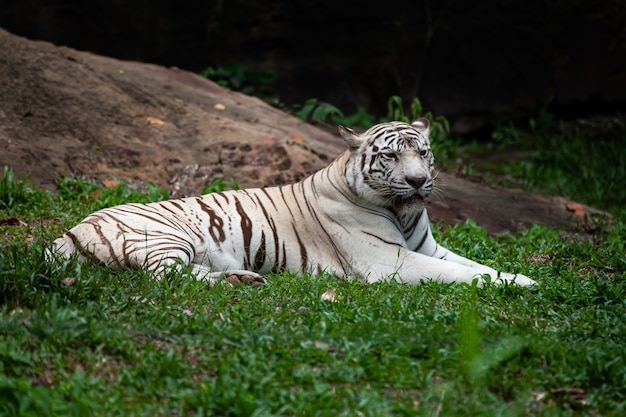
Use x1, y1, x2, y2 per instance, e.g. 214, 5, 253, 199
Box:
50, 118, 536, 287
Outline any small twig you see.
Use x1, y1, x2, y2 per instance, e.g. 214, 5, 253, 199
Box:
433, 389, 445, 417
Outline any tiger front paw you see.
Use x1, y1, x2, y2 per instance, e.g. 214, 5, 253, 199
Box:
225, 272, 266, 287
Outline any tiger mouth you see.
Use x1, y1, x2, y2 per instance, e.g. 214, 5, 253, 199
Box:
406, 193, 427, 202
393, 192, 426, 209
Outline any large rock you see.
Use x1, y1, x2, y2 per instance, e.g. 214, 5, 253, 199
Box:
0, 28, 338, 194
0, 29, 605, 234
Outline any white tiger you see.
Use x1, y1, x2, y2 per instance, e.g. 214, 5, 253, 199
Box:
50, 118, 535, 287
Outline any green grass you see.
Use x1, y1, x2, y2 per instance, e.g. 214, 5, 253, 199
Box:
2, 113, 626, 416
2, 220, 625, 416
449, 113, 626, 214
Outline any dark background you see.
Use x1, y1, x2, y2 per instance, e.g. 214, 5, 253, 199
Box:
1, 0, 624, 132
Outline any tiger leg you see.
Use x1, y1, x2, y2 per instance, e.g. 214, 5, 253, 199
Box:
358, 248, 536, 287
413, 226, 535, 285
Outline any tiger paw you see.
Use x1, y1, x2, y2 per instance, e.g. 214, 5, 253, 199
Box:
225, 273, 266, 287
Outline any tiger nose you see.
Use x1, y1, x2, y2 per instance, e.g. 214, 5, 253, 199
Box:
406, 175, 427, 190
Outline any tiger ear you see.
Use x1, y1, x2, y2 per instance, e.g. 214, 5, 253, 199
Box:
411, 118, 430, 134
338, 125, 364, 149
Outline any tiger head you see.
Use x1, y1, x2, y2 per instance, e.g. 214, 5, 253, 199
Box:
339, 118, 434, 209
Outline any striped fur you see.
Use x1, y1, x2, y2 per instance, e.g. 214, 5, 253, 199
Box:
51, 118, 535, 286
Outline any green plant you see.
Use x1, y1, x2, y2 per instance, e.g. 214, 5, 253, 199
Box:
295, 96, 453, 145
54, 177, 169, 212
0, 167, 49, 212
295, 99, 345, 125
201, 178, 240, 194
383, 96, 450, 142
200, 63, 278, 103
334, 105, 377, 129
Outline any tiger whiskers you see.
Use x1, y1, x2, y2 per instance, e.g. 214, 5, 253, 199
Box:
430, 172, 448, 202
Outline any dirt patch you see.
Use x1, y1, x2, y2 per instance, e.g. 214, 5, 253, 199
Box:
0, 29, 607, 235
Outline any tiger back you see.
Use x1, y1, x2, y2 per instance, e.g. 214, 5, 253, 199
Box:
51, 118, 535, 287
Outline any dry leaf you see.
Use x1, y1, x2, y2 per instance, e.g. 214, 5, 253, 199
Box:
103, 179, 117, 188
182, 309, 194, 317
291, 132, 305, 142
551, 387, 589, 406
528, 254, 552, 265
214, 103, 226, 111
60, 277, 76, 287
301, 340, 345, 357
566, 202, 584, 216
531, 387, 590, 408
146, 116, 165, 125
531, 391, 547, 402
321, 288, 338, 302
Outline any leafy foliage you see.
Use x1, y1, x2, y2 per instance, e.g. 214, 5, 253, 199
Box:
0, 167, 49, 212
383, 96, 449, 141
295, 99, 345, 125
294, 96, 450, 138
200, 63, 279, 104
201, 178, 240, 194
